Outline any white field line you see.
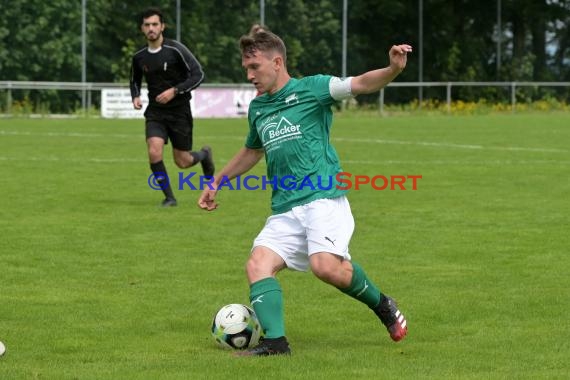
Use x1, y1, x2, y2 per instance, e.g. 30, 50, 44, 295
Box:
0, 130, 134, 139
0, 156, 567, 166
1, 129, 568, 154
0, 130, 245, 141
333, 137, 568, 153
0, 156, 144, 163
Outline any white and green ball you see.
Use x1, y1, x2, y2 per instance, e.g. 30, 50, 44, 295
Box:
211, 304, 263, 350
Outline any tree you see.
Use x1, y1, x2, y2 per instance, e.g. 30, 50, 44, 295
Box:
0, 0, 84, 111
1, 0, 569, 111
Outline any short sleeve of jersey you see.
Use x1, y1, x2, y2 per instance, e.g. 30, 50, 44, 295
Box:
245, 111, 263, 149
245, 100, 263, 149
303, 74, 353, 104
301, 75, 337, 106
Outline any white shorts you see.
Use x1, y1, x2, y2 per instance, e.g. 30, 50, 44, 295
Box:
252, 196, 355, 272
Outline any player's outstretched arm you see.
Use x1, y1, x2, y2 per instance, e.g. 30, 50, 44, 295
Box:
198, 147, 264, 211
351, 44, 412, 96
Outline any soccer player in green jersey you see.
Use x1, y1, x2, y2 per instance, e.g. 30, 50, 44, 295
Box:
198, 30, 412, 356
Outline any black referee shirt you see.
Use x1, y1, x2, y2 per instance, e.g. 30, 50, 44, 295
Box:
130, 38, 204, 109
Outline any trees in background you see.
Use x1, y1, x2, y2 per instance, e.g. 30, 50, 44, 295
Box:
1, 0, 569, 111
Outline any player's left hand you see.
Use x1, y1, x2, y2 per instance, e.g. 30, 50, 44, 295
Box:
155, 87, 176, 104
389, 44, 412, 73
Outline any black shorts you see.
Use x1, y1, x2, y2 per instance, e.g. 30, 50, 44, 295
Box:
144, 103, 194, 151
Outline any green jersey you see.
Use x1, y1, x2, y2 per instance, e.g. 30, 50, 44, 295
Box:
245, 75, 350, 214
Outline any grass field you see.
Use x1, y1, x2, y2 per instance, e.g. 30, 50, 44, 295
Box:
0, 114, 568, 379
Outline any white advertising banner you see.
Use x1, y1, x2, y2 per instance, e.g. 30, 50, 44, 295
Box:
101, 87, 257, 119
101, 89, 149, 119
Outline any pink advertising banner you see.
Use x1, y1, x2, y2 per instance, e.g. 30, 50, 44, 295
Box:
101, 86, 258, 119
191, 87, 258, 118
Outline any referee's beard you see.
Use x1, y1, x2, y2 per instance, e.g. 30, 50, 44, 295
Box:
146, 32, 162, 43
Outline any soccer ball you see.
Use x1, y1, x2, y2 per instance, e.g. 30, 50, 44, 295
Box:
211, 304, 263, 350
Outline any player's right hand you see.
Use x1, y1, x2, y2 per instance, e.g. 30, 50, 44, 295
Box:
198, 188, 218, 211
133, 97, 142, 110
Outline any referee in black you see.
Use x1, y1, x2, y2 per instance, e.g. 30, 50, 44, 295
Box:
130, 7, 214, 207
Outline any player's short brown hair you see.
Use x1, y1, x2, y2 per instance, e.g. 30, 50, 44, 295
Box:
239, 31, 287, 63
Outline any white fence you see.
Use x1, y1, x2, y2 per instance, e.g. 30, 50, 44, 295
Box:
379, 81, 570, 114
1, 81, 569, 117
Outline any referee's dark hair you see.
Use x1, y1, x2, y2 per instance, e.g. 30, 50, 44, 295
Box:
140, 7, 163, 25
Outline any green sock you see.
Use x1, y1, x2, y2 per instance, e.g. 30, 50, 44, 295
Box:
249, 277, 285, 339
338, 262, 382, 308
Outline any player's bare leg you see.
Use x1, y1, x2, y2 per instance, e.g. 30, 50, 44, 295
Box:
311, 252, 408, 342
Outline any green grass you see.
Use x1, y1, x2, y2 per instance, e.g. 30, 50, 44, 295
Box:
0, 114, 568, 379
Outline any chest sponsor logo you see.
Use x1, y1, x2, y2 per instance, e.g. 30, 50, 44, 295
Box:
260, 116, 302, 150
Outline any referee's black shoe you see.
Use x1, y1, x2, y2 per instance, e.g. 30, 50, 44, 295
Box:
200, 146, 215, 179
161, 197, 177, 207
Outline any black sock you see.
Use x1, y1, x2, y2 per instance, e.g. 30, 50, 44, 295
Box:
150, 161, 175, 200
190, 150, 207, 166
